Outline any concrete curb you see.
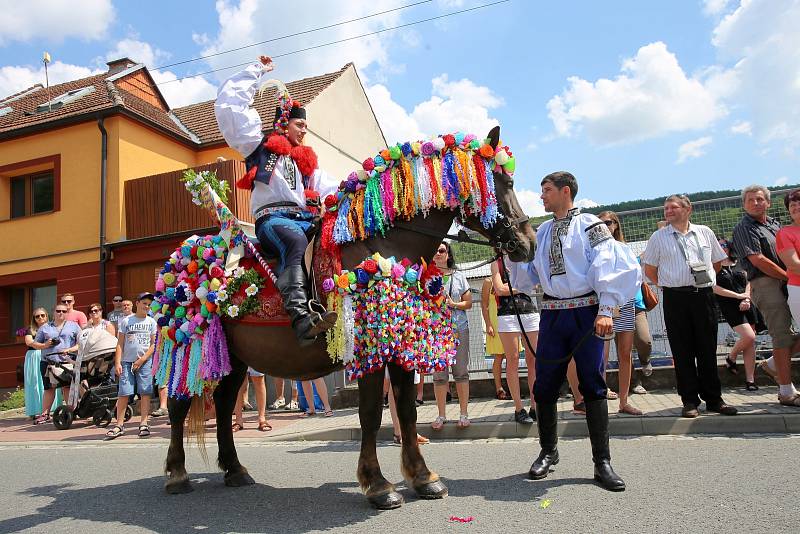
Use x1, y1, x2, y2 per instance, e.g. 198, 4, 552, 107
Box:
251, 412, 800, 443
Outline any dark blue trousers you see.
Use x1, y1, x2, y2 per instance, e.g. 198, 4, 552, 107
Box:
533, 305, 607, 404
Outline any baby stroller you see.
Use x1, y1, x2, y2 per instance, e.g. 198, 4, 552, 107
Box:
51, 328, 132, 430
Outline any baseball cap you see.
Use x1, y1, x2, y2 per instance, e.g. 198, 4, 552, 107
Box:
136, 292, 155, 302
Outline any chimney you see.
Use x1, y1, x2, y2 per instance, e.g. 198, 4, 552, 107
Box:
106, 57, 137, 75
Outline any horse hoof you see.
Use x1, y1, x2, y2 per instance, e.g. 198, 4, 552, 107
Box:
165, 477, 193, 494
224, 469, 255, 487
414, 479, 448, 500
367, 490, 404, 510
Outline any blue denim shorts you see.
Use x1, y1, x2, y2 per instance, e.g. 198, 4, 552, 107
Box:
118, 360, 154, 397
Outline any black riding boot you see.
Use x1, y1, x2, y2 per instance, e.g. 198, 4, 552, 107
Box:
528, 402, 559, 479
276, 265, 334, 347
585, 398, 625, 491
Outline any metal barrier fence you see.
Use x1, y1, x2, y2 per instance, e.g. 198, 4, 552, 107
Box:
451, 187, 795, 373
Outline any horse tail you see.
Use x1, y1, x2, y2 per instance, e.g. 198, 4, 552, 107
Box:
186, 395, 209, 465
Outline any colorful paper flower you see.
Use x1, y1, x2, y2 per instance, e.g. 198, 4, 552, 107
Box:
227, 305, 239, 318
244, 284, 258, 297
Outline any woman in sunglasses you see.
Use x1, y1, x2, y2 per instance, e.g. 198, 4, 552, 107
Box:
85, 303, 116, 336
597, 211, 643, 415
23, 308, 62, 420
29, 305, 81, 424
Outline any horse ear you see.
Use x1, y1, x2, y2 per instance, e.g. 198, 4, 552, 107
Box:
487, 125, 500, 150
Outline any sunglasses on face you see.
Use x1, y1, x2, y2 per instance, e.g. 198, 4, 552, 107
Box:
436, 248, 447, 254
90, 308, 101, 313
61, 299, 73, 304
603, 220, 615, 227
113, 298, 122, 303
34, 314, 47, 319
55, 310, 67, 314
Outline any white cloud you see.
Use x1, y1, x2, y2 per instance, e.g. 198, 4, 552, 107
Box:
367, 75, 502, 143
0, 62, 103, 98
106, 38, 169, 68
516, 189, 546, 217
703, 0, 732, 16
676, 136, 713, 163
546, 42, 727, 145
0, 0, 114, 44
730, 120, 752, 135
774, 176, 790, 187
575, 198, 600, 209
201, 0, 408, 86
709, 0, 800, 152
150, 71, 217, 109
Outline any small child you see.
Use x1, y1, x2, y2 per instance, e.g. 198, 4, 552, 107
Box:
105, 292, 157, 440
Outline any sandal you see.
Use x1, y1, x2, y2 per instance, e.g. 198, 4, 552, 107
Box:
745, 381, 759, 391
607, 390, 619, 400
138, 425, 151, 438
618, 404, 643, 416
33, 414, 51, 425
572, 402, 586, 415
456, 415, 471, 428
725, 357, 739, 374
431, 415, 447, 430
393, 434, 402, 445
300, 411, 316, 418
496, 389, 508, 401
150, 407, 168, 417
417, 434, 430, 445
257, 421, 272, 432
104, 425, 124, 440
323, 409, 334, 417
231, 422, 243, 432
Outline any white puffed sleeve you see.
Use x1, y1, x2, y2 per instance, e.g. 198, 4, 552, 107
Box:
214, 63, 268, 158
311, 168, 340, 198
523, 260, 541, 287
587, 239, 642, 315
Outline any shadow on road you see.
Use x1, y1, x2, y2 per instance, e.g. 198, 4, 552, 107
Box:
0, 475, 378, 533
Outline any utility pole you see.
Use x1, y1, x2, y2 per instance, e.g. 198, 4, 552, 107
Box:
43, 52, 51, 111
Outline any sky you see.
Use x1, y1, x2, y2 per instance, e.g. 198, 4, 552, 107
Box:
1, 0, 798, 216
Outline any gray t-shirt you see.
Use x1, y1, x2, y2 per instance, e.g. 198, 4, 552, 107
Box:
118, 315, 157, 363
35, 321, 81, 363
107, 310, 126, 331
445, 271, 471, 332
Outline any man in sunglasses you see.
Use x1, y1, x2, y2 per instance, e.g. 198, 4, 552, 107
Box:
524, 171, 641, 492
60, 293, 87, 328
107, 295, 126, 333
30, 305, 81, 424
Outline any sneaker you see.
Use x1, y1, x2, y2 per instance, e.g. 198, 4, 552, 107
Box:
778, 392, 800, 407
642, 362, 653, 377
150, 407, 168, 417
514, 409, 534, 424
759, 360, 778, 383
631, 384, 648, 395
284, 400, 299, 411
706, 402, 738, 416
269, 397, 286, 410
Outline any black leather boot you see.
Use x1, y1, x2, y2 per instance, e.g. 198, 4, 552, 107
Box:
528, 402, 559, 480
585, 398, 625, 491
276, 265, 334, 347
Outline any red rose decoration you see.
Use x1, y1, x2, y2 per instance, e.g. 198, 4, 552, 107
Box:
443, 134, 456, 147
362, 259, 378, 275
324, 194, 338, 209
362, 157, 375, 172
400, 258, 412, 268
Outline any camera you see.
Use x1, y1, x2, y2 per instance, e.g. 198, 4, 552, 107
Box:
49, 338, 59, 346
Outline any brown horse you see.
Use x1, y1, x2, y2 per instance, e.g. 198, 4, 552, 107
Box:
163, 126, 536, 509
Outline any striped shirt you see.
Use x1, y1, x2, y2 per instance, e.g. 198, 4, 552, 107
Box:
642, 223, 726, 288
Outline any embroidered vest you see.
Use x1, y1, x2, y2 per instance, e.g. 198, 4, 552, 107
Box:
243, 138, 308, 190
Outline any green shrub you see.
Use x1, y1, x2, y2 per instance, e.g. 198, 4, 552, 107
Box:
0, 388, 25, 411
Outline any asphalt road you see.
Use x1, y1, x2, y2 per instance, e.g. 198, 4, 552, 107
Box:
0, 435, 796, 533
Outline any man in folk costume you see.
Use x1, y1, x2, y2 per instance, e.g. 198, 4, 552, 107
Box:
524, 172, 640, 491
215, 56, 339, 346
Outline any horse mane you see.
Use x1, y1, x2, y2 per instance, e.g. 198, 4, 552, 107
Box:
322, 132, 515, 250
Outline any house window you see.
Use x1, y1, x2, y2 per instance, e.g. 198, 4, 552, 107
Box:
10, 172, 54, 218
35, 86, 96, 113
8, 284, 56, 340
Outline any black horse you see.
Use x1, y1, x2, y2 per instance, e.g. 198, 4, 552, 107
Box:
163, 126, 536, 509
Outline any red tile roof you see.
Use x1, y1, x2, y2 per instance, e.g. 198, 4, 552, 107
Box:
172, 63, 352, 144
0, 62, 352, 146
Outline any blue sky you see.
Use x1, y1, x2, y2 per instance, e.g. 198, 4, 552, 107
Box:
1, 0, 798, 215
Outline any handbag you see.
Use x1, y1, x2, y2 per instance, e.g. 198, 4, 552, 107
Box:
641, 282, 659, 311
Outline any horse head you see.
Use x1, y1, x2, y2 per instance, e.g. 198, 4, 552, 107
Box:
460, 126, 536, 262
